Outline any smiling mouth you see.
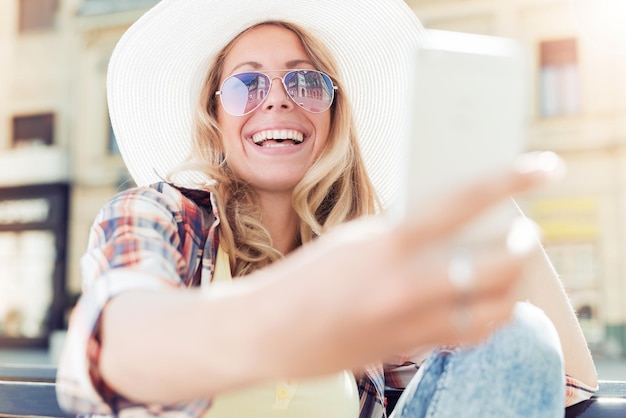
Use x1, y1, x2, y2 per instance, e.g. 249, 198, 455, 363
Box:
251, 129, 305, 147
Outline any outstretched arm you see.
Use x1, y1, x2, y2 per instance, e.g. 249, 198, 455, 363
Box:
59, 153, 562, 412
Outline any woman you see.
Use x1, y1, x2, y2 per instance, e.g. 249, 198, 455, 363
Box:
56, 0, 597, 417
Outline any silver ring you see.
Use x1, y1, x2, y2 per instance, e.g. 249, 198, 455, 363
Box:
448, 250, 475, 299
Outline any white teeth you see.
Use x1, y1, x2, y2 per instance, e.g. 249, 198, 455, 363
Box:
252, 129, 305, 144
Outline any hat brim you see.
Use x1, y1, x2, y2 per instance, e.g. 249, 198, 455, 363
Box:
107, 0, 426, 208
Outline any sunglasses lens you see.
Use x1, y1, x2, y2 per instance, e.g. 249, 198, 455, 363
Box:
219, 71, 335, 115
220, 72, 270, 115
283, 70, 335, 113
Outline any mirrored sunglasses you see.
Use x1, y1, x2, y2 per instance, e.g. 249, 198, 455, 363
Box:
216, 69, 337, 116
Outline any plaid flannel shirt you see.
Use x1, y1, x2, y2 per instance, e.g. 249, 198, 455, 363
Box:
56, 182, 595, 417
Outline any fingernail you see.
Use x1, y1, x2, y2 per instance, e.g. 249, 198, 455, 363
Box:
514, 151, 566, 182
506, 217, 541, 256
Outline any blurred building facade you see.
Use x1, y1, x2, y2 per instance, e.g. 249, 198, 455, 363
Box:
406, 0, 626, 356
1, 0, 625, 357
0, 0, 152, 347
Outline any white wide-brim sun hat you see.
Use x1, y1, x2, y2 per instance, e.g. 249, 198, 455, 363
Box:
107, 0, 426, 208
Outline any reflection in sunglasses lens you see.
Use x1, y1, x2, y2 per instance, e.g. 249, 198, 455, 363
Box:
220, 70, 334, 116
284, 71, 334, 113
221, 75, 254, 116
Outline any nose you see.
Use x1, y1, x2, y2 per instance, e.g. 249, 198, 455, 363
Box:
263, 76, 294, 112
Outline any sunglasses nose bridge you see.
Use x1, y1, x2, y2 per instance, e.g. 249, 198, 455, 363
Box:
262, 74, 293, 106
269, 75, 289, 93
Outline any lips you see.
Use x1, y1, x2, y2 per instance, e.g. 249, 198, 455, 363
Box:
251, 129, 305, 146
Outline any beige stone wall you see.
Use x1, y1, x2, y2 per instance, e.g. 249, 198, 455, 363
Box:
0, 0, 138, 294
0, 0, 72, 184
68, 8, 147, 292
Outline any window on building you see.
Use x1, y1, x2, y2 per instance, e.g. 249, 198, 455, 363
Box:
578, 305, 594, 321
545, 242, 597, 290
539, 38, 581, 118
0, 184, 69, 348
0, 230, 56, 339
12, 113, 55, 148
18, 0, 58, 32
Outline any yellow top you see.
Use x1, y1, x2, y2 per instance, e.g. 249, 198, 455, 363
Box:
202, 245, 360, 418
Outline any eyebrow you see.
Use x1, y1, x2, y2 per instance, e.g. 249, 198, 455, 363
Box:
229, 59, 315, 74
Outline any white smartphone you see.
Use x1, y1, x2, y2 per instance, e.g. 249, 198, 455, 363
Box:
394, 29, 530, 244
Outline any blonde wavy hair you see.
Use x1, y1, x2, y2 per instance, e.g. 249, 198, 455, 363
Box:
177, 21, 379, 276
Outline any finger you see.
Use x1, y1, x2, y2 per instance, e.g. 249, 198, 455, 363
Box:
364, 243, 525, 357
449, 289, 518, 345
395, 151, 563, 249
392, 286, 518, 351
395, 238, 527, 312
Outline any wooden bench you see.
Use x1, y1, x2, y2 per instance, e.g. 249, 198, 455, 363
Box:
0, 365, 71, 417
1, 364, 625, 417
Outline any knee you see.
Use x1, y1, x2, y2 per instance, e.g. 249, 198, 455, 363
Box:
497, 302, 564, 376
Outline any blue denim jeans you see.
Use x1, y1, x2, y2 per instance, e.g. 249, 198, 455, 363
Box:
391, 302, 565, 418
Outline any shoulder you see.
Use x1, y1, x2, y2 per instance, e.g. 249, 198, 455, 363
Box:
97, 182, 215, 227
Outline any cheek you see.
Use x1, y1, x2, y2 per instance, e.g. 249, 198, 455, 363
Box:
315, 114, 332, 153
217, 112, 244, 150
